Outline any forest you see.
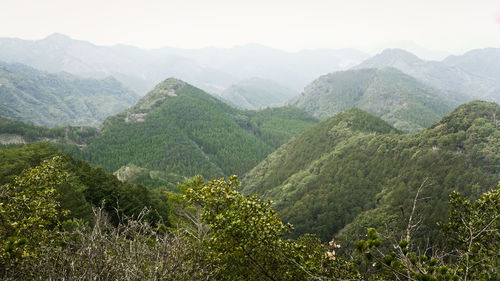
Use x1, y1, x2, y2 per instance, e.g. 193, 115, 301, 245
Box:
0, 101, 498, 280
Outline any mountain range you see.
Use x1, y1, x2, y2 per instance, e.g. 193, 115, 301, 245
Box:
290, 68, 456, 132
354, 48, 500, 103
0, 34, 368, 95
71, 78, 318, 188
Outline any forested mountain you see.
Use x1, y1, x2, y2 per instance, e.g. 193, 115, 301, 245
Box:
219, 77, 297, 109
79, 78, 317, 187
242, 101, 500, 244
0, 34, 368, 94
290, 68, 455, 132
354, 48, 500, 103
0, 62, 138, 127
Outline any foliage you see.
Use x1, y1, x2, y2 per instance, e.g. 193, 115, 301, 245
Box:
355, 184, 499, 281
440, 185, 499, 280
0, 142, 170, 226
0, 156, 67, 275
185, 175, 357, 280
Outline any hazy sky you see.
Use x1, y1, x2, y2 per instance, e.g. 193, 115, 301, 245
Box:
1, 0, 499, 54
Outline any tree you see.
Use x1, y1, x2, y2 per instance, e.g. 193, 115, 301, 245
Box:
0, 156, 68, 276
184, 175, 357, 281
355, 182, 499, 281
440, 183, 499, 280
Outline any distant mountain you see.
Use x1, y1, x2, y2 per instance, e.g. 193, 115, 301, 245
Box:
0, 62, 138, 127
219, 78, 297, 110
0, 34, 368, 94
242, 101, 500, 243
290, 68, 455, 132
367, 40, 451, 61
355, 48, 500, 103
78, 78, 317, 186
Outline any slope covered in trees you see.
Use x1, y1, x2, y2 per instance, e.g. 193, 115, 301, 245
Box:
242, 101, 500, 243
290, 68, 456, 132
0, 143, 170, 225
0, 62, 138, 127
80, 78, 317, 186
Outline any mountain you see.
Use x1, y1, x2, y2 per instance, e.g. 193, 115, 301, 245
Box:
367, 40, 451, 61
290, 68, 455, 132
219, 77, 297, 109
0, 62, 139, 127
0, 34, 368, 94
355, 48, 500, 103
242, 101, 500, 244
78, 78, 317, 186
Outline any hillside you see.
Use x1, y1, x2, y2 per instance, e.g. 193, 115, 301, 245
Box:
242, 101, 500, 243
0, 142, 169, 225
80, 78, 318, 186
219, 77, 297, 109
355, 48, 500, 103
290, 68, 455, 132
0, 62, 138, 127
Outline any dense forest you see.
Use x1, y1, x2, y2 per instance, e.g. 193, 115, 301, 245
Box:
78, 79, 317, 186
243, 101, 499, 247
0, 143, 497, 280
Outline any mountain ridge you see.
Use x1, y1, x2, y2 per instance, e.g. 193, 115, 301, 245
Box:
242, 100, 499, 242
290, 67, 455, 132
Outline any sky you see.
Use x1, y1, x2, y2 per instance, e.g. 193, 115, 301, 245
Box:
1, 0, 499, 54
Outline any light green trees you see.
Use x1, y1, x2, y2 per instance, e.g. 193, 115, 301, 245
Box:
185, 175, 357, 281
0, 156, 67, 275
355, 183, 499, 281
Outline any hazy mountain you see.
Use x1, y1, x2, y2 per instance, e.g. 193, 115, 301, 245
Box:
77, 78, 317, 187
290, 68, 455, 132
355, 48, 500, 103
442, 48, 500, 80
367, 40, 451, 61
242, 101, 500, 242
0, 62, 138, 127
219, 77, 297, 109
0, 34, 368, 95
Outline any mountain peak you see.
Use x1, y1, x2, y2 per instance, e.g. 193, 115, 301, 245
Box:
354, 48, 424, 70
132, 78, 188, 112
432, 100, 500, 133
42, 33, 72, 42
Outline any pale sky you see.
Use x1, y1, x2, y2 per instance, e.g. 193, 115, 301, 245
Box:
1, 0, 499, 54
